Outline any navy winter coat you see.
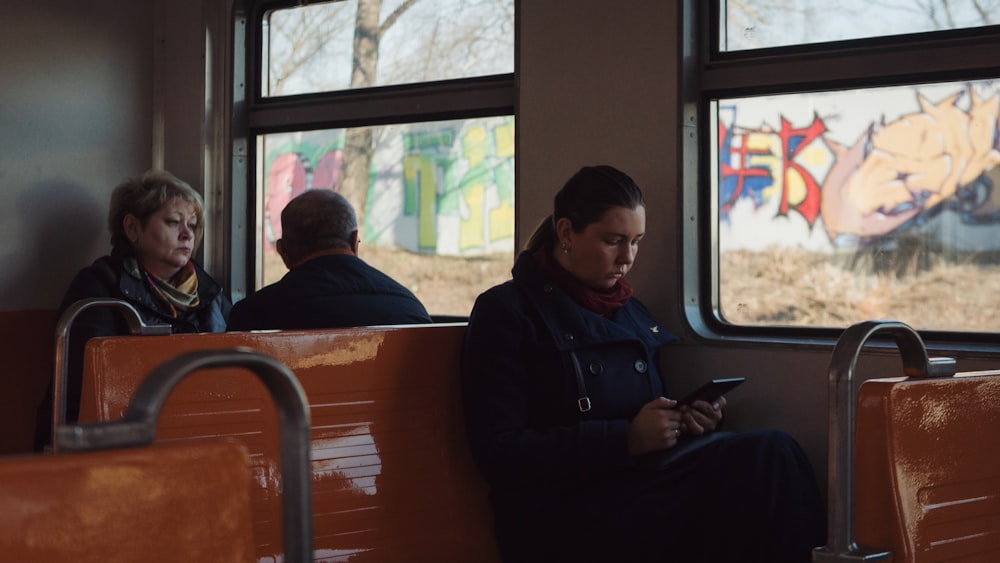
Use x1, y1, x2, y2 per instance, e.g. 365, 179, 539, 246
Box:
227, 253, 431, 331
461, 251, 679, 559
462, 252, 826, 563
34, 245, 230, 450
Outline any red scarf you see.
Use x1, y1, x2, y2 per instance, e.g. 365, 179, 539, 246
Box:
533, 245, 632, 318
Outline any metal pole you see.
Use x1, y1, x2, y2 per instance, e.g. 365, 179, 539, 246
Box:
56, 348, 315, 563
813, 320, 955, 562
51, 298, 171, 453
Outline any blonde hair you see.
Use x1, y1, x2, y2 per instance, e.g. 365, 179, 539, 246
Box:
108, 170, 205, 250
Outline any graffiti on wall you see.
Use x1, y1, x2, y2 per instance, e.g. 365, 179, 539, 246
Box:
261, 116, 515, 260
720, 82, 1000, 252
398, 119, 515, 254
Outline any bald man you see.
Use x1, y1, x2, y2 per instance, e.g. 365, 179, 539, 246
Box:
228, 189, 432, 330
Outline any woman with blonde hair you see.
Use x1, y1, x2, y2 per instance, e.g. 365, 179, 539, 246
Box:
35, 169, 230, 450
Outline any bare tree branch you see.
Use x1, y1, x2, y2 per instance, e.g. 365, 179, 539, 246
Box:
379, 0, 420, 39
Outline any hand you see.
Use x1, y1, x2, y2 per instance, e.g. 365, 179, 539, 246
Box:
678, 396, 726, 436
628, 397, 684, 456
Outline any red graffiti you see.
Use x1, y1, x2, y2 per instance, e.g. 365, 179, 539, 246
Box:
719, 121, 771, 214
777, 115, 826, 225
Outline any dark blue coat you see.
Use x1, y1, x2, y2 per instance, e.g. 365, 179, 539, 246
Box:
58, 247, 230, 334
462, 252, 826, 563
227, 253, 432, 331
462, 251, 679, 559
35, 245, 230, 450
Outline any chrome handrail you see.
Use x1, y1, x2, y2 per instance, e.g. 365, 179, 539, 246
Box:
812, 320, 956, 562
55, 347, 314, 563
51, 298, 172, 452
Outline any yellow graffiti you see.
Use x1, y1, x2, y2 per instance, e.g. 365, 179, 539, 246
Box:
460, 184, 485, 251
404, 156, 438, 249
490, 200, 515, 241
495, 121, 515, 158
462, 126, 488, 168
822, 88, 1000, 243
396, 119, 517, 253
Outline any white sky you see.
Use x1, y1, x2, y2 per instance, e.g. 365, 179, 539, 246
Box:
726, 0, 997, 50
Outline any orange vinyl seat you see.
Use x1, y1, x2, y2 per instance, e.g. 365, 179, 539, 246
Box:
77, 324, 499, 563
0, 440, 256, 563
854, 370, 1000, 561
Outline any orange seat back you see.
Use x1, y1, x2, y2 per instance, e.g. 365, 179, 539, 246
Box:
0, 440, 255, 563
854, 370, 1000, 561
78, 325, 499, 562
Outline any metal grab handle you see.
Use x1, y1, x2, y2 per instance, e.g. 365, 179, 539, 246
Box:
52, 298, 172, 452
813, 320, 957, 562
55, 348, 314, 563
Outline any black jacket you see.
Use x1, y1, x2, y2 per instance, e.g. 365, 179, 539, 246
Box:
463, 253, 826, 563
461, 251, 679, 560
34, 245, 230, 450
227, 253, 432, 331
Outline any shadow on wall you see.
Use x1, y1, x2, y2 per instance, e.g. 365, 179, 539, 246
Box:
0, 179, 104, 454
0, 179, 105, 309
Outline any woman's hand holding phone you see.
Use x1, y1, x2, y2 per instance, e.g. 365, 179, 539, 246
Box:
675, 378, 743, 436
679, 395, 726, 436
628, 397, 684, 455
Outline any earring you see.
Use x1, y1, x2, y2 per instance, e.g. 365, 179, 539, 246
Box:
560, 242, 569, 254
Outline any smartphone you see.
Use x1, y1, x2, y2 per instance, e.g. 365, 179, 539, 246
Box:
677, 377, 745, 406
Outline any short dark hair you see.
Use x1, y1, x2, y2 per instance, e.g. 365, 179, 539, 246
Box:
108, 169, 204, 249
279, 189, 358, 265
525, 165, 645, 251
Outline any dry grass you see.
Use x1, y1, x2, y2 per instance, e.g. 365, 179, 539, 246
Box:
362, 245, 513, 317
720, 247, 1000, 332
265, 245, 1000, 331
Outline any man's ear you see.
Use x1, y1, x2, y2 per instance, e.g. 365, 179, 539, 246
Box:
276, 239, 293, 269
348, 230, 360, 255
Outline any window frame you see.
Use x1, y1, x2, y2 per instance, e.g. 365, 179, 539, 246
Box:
680, 0, 1000, 345
229, 0, 517, 301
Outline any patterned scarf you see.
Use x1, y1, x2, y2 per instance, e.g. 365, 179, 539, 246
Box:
124, 257, 201, 318
533, 245, 632, 318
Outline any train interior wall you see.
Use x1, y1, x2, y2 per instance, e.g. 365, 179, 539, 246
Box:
1, 1, 152, 453
1, 2, 998, 507
0, 0, 209, 453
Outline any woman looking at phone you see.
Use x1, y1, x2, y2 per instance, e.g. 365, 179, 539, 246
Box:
461, 165, 825, 562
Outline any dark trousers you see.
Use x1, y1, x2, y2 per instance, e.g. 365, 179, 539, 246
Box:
496, 430, 826, 563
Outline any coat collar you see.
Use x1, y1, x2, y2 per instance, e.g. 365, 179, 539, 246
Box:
510, 251, 678, 351
111, 244, 223, 314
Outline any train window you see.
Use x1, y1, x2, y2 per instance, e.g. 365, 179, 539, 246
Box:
712, 79, 1000, 332
720, 0, 999, 51
235, 0, 516, 317
262, 0, 514, 97
256, 117, 515, 316
684, 2, 1000, 338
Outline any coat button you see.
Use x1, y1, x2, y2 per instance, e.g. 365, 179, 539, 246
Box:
634, 359, 647, 373
589, 362, 603, 375
564, 333, 574, 342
